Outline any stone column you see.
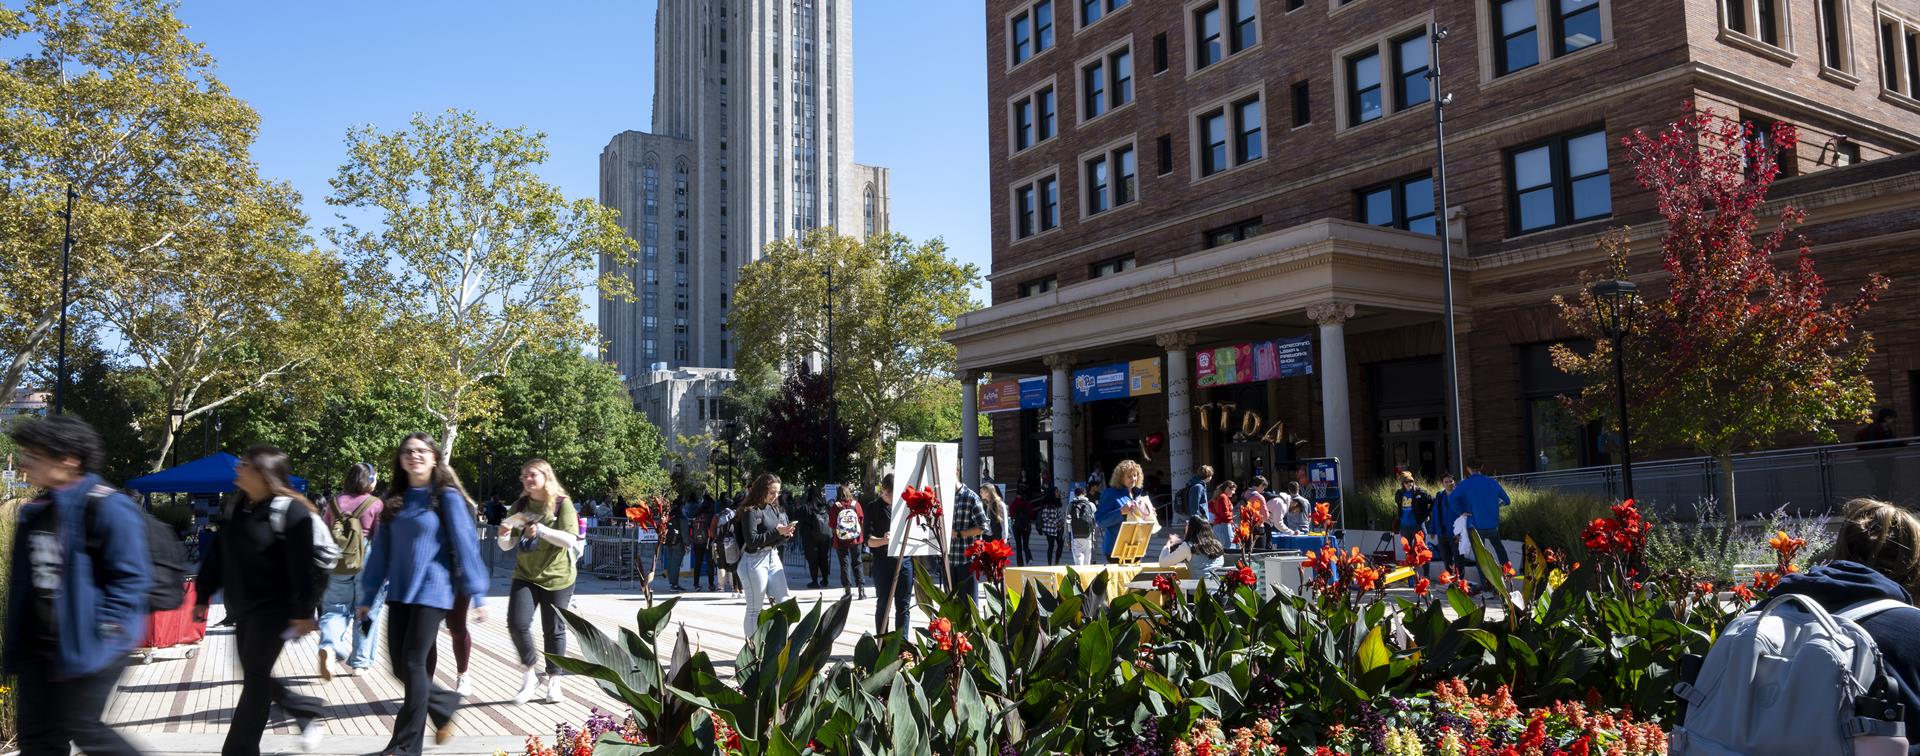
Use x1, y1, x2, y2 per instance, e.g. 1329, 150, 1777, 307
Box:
1043, 353, 1076, 496
1308, 301, 1357, 496
1156, 332, 1199, 492
960, 370, 980, 489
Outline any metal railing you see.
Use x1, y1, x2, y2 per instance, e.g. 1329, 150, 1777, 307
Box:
1498, 436, 1920, 518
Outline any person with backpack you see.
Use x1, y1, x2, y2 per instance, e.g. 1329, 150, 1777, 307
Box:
1068, 484, 1098, 566
1009, 484, 1034, 566
1037, 486, 1066, 565
193, 444, 331, 755
1393, 471, 1435, 577
828, 484, 866, 598
734, 474, 797, 638
661, 492, 689, 592
865, 475, 913, 633
356, 433, 490, 754
1675, 498, 1920, 755
4, 416, 154, 756
797, 486, 833, 589
318, 462, 385, 680
712, 500, 741, 594
1182, 465, 1214, 524
1208, 480, 1238, 549
495, 459, 582, 706
687, 489, 716, 591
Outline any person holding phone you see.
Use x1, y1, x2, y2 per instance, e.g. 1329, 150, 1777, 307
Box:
193, 444, 328, 755
495, 460, 581, 705
356, 433, 489, 754
734, 473, 796, 639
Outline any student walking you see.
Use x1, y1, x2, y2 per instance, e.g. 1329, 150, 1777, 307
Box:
319, 462, 384, 680
866, 475, 913, 634
1181, 465, 1214, 522
1454, 459, 1514, 571
662, 493, 689, 592
1009, 485, 1034, 566
193, 444, 331, 755
734, 474, 796, 638
687, 490, 715, 591
1208, 481, 1238, 549
798, 486, 833, 588
495, 460, 582, 705
4, 416, 152, 756
829, 485, 866, 598
444, 594, 474, 695
1067, 485, 1097, 566
1037, 486, 1065, 565
356, 433, 490, 755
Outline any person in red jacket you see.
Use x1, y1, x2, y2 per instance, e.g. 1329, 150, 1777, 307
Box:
828, 485, 866, 599
1208, 480, 1239, 549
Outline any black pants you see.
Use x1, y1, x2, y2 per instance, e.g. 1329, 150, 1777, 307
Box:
870, 553, 912, 633
803, 540, 831, 585
15, 654, 141, 756
1012, 520, 1034, 564
226, 614, 326, 755
836, 545, 864, 587
1044, 532, 1065, 564
690, 545, 713, 588
508, 579, 574, 675
386, 603, 459, 756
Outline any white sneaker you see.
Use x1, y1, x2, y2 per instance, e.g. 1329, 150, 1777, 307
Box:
513, 667, 542, 705
544, 674, 563, 704
454, 673, 471, 696
299, 719, 325, 752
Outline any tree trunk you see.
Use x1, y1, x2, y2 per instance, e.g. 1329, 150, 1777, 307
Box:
151, 415, 182, 473
441, 419, 461, 459
1717, 452, 1739, 522
0, 311, 57, 407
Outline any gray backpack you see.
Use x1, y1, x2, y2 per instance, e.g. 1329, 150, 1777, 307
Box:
1671, 593, 1909, 755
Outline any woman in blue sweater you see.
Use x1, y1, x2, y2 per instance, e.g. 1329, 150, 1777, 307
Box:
356, 433, 489, 756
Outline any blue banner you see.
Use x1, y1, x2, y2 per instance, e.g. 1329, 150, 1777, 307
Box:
1018, 376, 1048, 409
1071, 363, 1129, 403
1276, 335, 1315, 377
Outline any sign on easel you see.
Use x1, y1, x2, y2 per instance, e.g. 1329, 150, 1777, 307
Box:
887, 441, 957, 559
1109, 521, 1154, 565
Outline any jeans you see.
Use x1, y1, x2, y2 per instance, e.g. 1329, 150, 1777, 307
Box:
227, 611, 326, 756
1475, 529, 1512, 568
738, 549, 791, 638
508, 579, 575, 675
1012, 520, 1033, 564
14, 654, 141, 756
1044, 532, 1065, 564
871, 552, 913, 633
835, 545, 864, 587
804, 540, 832, 585
663, 542, 685, 586
385, 602, 459, 756
1070, 537, 1093, 566
320, 573, 385, 669
1212, 523, 1231, 549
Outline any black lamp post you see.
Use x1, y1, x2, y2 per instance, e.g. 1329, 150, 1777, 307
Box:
168, 407, 186, 467
824, 264, 836, 493
52, 185, 77, 416
724, 420, 739, 500
1429, 25, 1466, 480
1590, 278, 1640, 500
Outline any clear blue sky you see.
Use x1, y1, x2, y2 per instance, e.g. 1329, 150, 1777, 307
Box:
172, 0, 991, 294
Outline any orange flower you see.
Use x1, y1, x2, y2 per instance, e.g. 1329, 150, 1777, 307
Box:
1414, 577, 1431, 597
1768, 530, 1807, 559
1310, 501, 1334, 528
1501, 562, 1516, 578
1752, 571, 1781, 591
1401, 532, 1433, 568
1732, 584, 1756, 602
1439, 569, 1456, 585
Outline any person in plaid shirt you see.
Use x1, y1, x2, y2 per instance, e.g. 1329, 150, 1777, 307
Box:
943, 485, 991, 604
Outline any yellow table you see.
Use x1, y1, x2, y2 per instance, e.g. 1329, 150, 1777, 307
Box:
1004, 564, 1185, 600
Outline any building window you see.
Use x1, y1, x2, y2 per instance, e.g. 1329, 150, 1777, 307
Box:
1011, 84, 1058, 151
1040, 87, 1057, 140
1291, 80, 1311, 126
1085, 143, 1137, 215
1724, 0, 1788, 47
1010, 1, 1054, 65
1556, 0, 1603, 55
721, 340, 729, 360
1817, 0, 1852, 71
1393, 34, 1431, 110
1081, 46, 1133, 121
1154, 33, 1169, 72
1882, 15, 1920, 98
1083, 60, 1107, 118
1196, 92, 1262, 177
1156, 134, 1174, 175
1494, 0, 1540, 74
1346, 50, 1383, 124
1234, 98, 1263, 162
1015, 99, 1035, 150
1740, 115, 1795, 180
1203, 217, 1264, 248
1014, 174, 1061, 240
1016, 184, 1037, 238
1492, 0, 1608, 77
1835, 140, 1861, 165
1506, 126, 1611, 234
1230, 0, 1258, 50
1089, 254, 1136, 278
1343, 29, 1430, 128
1195, 3, 1224, 68
1040, 176, 1059, 230
1356, 173, 1436, 234
1192, 1, 1257, 71
1081, 0, 1128, 27
1019, 276, 1059, 297
1198, 110, 1228, 175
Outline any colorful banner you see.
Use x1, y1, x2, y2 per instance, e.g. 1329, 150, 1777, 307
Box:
977, 378, 1023, 413
1072, 363, 1130, 403
1197, 337, 1312, 387
1127, 358, 1163, 397
1018, 376, 1049, 409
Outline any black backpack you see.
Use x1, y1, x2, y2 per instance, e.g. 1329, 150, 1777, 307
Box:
85, 487, 190, 612
1069, 498, 1097, 538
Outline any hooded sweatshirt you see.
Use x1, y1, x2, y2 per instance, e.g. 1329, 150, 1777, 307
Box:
1774, 561, 1920, 754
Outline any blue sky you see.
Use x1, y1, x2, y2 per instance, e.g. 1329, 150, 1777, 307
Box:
171, 0, 991, 295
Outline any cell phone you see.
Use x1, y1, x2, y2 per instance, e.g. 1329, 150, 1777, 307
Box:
359, 616, 374, 636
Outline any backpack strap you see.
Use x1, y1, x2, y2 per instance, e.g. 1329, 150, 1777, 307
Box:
82, 485, 116, 565
1838, 598, 1917, 624
267, 496, 293, 537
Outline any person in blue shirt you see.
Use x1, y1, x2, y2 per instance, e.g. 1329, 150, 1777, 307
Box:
1453, 459, 1514, 570
1425, 474, 1463, 575
1097, 461, 1147, 562
356, 433, 489, 756
3, 416, 150, 756
1182, 465, 1213, 522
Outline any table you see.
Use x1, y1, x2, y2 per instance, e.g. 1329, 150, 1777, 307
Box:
1004, 564, 1185, 600
1271, 533, 1339, 553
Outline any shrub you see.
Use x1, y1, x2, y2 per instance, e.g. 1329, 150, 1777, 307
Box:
1, 497, 19, 749
1642, 500, 1833, 584
1356, 478, 1612, 558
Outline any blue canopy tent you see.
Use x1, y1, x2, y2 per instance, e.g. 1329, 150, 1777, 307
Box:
126, 452, 307, 495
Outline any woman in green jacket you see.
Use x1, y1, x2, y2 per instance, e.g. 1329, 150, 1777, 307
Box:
494, 459, 580, 705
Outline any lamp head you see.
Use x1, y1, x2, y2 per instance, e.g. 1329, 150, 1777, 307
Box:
1588, 279, 1640, 338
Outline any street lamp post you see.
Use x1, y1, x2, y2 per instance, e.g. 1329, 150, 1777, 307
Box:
1429, 26, 1466, 479
724, 420, 739, 500
53, 185, 78, 416
1591, 279, 1640, 500
168, 407, 186, 468
824, 265, 836, 492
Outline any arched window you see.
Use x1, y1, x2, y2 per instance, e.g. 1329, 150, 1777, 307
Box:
863, 183, 877, 236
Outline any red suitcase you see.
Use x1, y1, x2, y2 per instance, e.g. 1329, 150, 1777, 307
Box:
137, 579, 205, 662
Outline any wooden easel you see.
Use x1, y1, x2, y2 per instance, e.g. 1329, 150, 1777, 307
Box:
1108, 521, 1154, 565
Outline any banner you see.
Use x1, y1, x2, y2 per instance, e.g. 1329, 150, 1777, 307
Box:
1276, 335, 1315, 377
1071, 363, 1129, 403
1197, 337, 1310, 387
977, 378, 1022, 413
1018, 376, 1048, 409
1127, 358, 1163, 397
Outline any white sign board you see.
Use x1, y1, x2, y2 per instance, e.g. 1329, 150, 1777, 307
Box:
887, 441, 957, 559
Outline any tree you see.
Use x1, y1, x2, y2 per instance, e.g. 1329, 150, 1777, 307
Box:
463, 346, 669, 501
731, 230, 979, 481
211, 373, 438, 490
0, 0, 267, 404
752, 369, 856, 488
1553, 108, 1887, 518
325, 110, 636, 456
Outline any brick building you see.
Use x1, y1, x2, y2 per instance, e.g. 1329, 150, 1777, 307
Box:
945, 0, 1920, 499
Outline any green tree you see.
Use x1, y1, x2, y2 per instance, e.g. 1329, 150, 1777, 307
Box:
463, 345, 669, 501
325, 110, 636, 456
1554, 112, 1886, 517
1, 0, 266, 403
210, 373, 438, 490
731, 230, 978, 481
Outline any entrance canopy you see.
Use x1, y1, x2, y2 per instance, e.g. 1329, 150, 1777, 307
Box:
126, 452, 308, 495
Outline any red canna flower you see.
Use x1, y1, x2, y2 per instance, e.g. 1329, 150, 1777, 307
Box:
1401, 532, 1433, 568
1414, 577, 1431, 597
1234, 564, 1258, 587
1310, 502, 1333, 529
965, 538, 1014, 583
1752, 571, 1781, 591
929, 617, 955, 652
1152, 573, 1177, 599
1732, 584, 1756, 602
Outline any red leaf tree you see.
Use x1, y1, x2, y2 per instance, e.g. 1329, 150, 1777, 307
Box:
1553, 106, 1888, 519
